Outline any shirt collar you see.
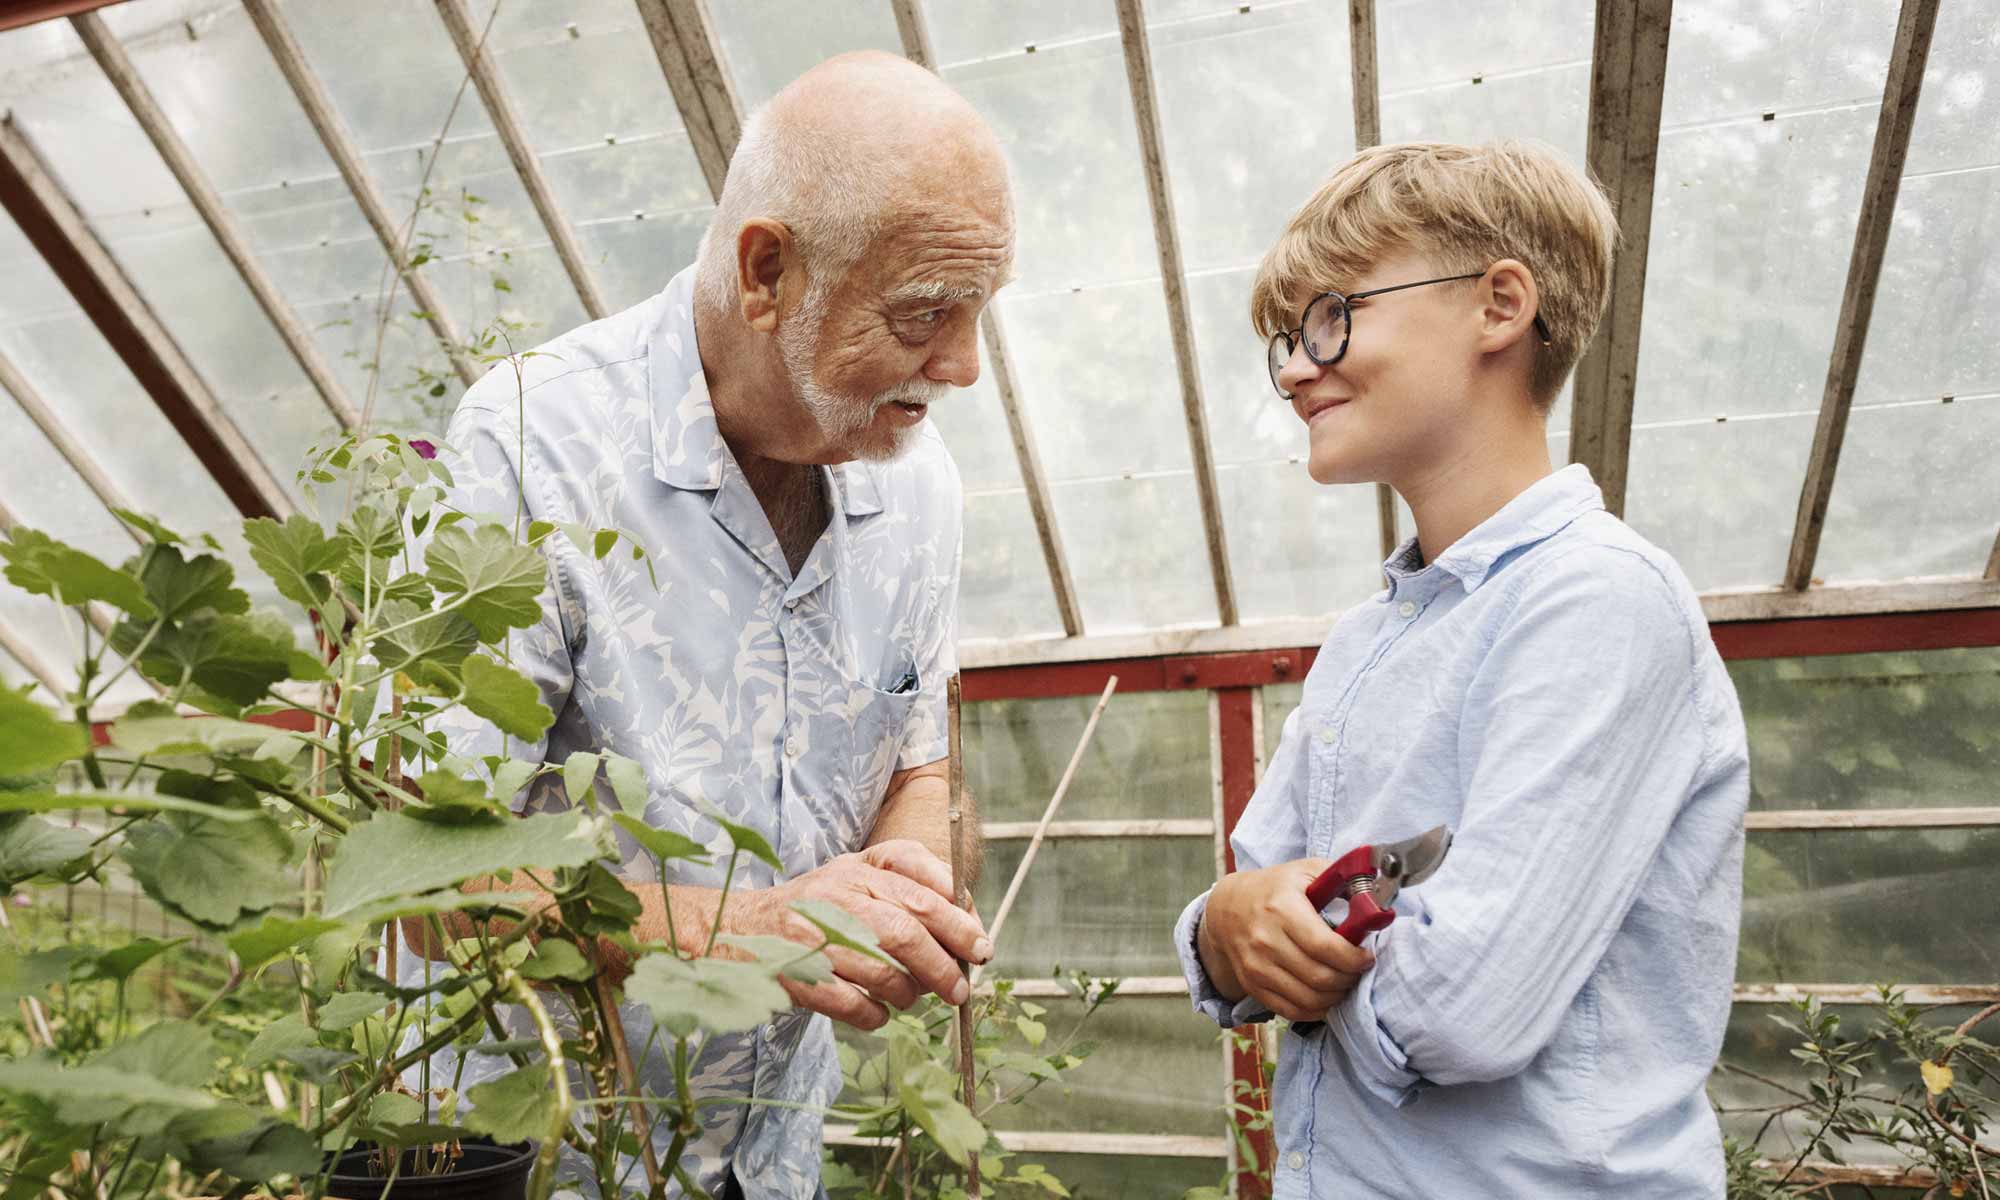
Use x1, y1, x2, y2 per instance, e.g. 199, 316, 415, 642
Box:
647, 264, 884, 517
1382, 463, 1605, 597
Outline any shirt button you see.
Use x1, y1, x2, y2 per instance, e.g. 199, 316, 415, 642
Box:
1287, 1151, 1306, 1170
1398, 600, 1418, 618
784, 736, 801, 757
1317, 728, 1336, 745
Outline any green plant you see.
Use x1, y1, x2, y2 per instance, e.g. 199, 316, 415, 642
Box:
0, 407, 983, 1198
823, 970, 1121, 1199
1715, 987, 1998, 1198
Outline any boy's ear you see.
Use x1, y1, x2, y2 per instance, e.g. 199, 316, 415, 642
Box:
1477, 259, 1541, 353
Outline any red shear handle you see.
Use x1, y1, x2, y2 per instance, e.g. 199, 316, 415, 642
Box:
1304, 845, 1376, 910
1332, 891, 1396, 944
1304, 846, 1398, 945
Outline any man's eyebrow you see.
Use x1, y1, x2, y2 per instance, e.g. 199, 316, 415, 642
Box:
885, 280, 988, 305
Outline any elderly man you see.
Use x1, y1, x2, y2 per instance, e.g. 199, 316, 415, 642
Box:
408, 52, 1013, 1197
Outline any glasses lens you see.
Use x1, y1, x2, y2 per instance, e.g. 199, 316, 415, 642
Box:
1302, 294, 1348, 362
1267, 333, 1293, 396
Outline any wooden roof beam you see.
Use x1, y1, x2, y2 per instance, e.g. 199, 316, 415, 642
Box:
0, 115, 290, 520
633, 0, 742, 202
433, 0, 610, 320
1782, 0, 1942, 590
70, 10, 359, 430
1569, 0, 1673, 517
1345, 0, 1401, 561
891, 3, 1085, 636
239, 0, 481, 389
1115, 0, 1239, 625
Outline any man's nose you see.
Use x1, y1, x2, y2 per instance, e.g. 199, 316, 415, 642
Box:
923, 315, 981, 389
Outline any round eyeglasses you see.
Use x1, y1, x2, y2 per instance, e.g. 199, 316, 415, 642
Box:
1266, 271, 1553, 398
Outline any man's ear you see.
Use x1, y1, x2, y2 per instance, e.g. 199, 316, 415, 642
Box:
736, 218, 795, 334
1477, 259, 1541, 353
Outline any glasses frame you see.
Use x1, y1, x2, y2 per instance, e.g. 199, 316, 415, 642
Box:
1267, 270, 1555, 398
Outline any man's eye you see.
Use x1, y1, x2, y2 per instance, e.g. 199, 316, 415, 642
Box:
912, 309, 944, 325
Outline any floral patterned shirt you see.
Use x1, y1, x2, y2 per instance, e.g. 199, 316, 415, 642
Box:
405, 264, 962, 1198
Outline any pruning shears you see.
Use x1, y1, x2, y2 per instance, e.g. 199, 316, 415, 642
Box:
1291, 824, 1453, 1036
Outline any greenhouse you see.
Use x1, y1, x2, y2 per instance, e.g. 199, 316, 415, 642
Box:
0, 0, 1995, 1197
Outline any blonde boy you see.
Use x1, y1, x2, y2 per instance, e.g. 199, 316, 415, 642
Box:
1177, 142, 1749, 1196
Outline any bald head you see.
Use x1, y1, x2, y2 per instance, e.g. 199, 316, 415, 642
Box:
695, 51, 1012, 315
693, 53, 1015, 467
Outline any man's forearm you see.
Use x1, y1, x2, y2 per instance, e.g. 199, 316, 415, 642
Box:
400, 874, 733, 972
868, 766, 980, 889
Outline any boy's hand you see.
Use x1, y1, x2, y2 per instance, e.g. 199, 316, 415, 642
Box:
1198, 859, 1377, 1022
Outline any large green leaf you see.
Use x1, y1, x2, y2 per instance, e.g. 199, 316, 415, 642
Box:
164, 1104, 319, 1182
0, 813, 92, 888
312, 991, 392, 1031
611, 813, 709, 866
243, 514, 349, 609
790, 899, 887, 964
0, 527, 154, 617
111, 712, 284, 757
0, 788, 265, 823
340, 504, 403, 563
517, 938, 594, 983
116, 610, 310, 710
462, 1064, 557, 1143
121, 812, 298, 928
424, 523, 547, 641
370, 600, 478, 685
460, 654, 553, 743
626, 952, 790, 1039
321, 807, 609, 917
76, 937, 184, 984
889, 1033, 986, 1167
407, 767, 509, 826
226, 915, 342, 970
0, 1056, 216, 1137
701, 805, 782, 871
715, 934, 833, 985
131, 544, 248, 622
0, 689, 87, 776
603, 753, 649, 815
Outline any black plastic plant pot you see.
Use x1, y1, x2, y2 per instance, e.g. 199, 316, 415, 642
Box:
324, 1137, 536, 1199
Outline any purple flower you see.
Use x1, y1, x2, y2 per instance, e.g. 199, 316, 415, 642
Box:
408, 439, 438, 460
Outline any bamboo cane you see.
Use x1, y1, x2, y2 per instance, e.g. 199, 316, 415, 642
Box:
973, 675, 1118, 987
946, 674, 980, 1198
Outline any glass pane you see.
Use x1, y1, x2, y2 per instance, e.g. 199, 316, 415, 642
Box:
1740, 827, 2000, 984
1002, 284, 1186, 481
1622, 415, 1815, 591
707, 0, 902, 109
959, 490, 1065, 642
1053, 473, 1219, 631
1377, 0, 1594, 161
468, 0, 714, 313
1626, 2, 1903, 588
272, 0, 589, 345
967, 691, 1213, 825
973, 837, 1214, 979
989, 997, 1223, 1137
833, 996, 1224, 1140
1813, 399, 1999, 583
1732, 648, 2000, 813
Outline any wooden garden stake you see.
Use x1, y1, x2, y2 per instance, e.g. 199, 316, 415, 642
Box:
946, 674, 980, 1197
974, 674, 1118, 986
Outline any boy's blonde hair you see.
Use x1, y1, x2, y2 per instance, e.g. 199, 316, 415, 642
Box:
1249, 141, 1617, 406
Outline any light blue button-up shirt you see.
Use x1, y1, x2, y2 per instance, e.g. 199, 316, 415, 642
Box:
1176, 465, 1748, 1198
406, 265, 962, 1197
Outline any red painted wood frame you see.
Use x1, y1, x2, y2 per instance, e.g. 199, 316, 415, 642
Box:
963, 605, 2000, 1196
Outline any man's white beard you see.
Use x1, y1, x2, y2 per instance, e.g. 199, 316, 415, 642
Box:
781, 297, 947, 462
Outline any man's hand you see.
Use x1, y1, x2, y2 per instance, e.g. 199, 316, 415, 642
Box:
731, 838, 991, 1031
1198, 858, 1376, 1023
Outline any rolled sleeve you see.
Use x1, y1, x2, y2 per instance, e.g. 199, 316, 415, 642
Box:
1329, 959, 1424, 1106
1176, 888, 1275, 1029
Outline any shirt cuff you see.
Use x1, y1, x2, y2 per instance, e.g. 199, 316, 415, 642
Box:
1328, 949, 1425, 1107
1176, 889, 1274, 1029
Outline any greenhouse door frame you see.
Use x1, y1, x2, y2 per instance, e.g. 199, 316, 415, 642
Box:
959, 604, 2000, 1198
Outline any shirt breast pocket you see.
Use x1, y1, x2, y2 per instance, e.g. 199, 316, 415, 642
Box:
811, 665, 919, 851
